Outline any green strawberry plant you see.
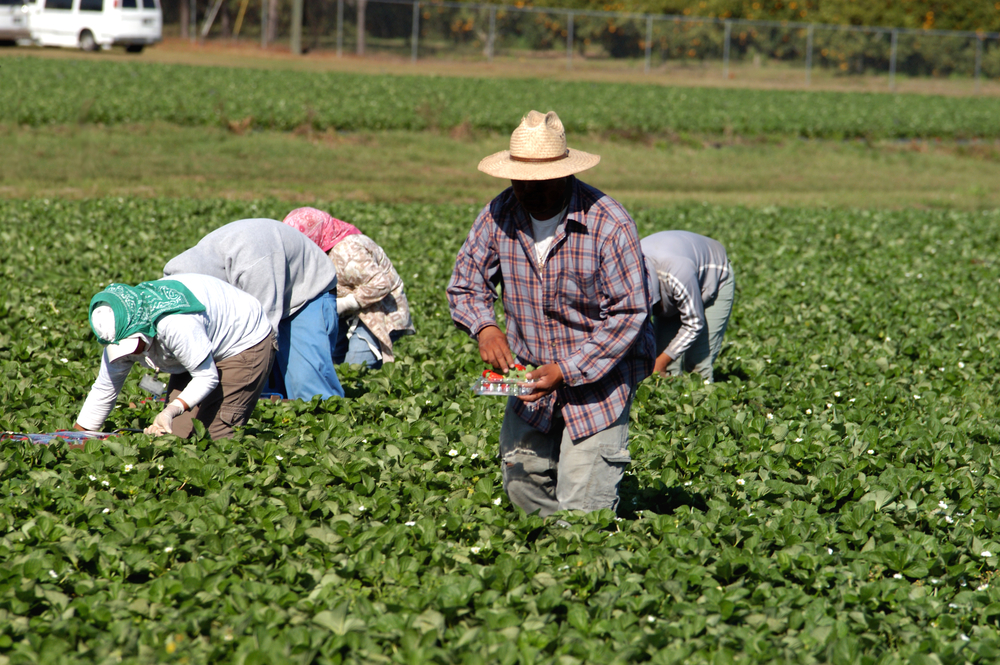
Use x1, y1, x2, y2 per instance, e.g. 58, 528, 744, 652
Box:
1, 198, 1000, 663
3, 56, 1000, 140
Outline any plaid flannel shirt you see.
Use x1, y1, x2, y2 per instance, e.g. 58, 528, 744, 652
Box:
447, 177, 654, 440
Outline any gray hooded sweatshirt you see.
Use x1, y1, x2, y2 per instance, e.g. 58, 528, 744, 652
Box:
641, 230, 730, 360
163, 218, 337, 333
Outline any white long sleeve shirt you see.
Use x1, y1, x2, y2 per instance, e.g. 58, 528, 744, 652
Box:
641, 230, 730, 361
76, 274, 272, 431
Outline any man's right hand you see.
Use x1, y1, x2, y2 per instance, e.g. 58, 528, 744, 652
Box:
477, 325, 515, 373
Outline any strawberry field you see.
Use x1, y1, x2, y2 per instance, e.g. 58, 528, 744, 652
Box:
4, 56, 1000, 139
1, 197, 1000, 663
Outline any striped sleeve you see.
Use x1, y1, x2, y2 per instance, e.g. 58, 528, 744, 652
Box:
659, 267, 706, 360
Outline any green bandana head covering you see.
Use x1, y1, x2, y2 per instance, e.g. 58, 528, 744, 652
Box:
88, 279, 205, 344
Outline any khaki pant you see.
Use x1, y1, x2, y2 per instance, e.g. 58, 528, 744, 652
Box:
166, 332, 275, 440
654, 263, 736, 383
499, 396, 633, 517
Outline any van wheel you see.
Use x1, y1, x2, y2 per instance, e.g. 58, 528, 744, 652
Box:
79, 30, 97, 52
125, 44, 144, 53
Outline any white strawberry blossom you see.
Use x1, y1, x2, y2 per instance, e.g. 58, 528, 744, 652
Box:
893, 573, 903, 579
470, 547, 481, 554
471, 453, 479, 459
938, 501, 948, 510
124, 464, 133, 472
448, 449, 459, 457
981, 551, 992, 558
49, 570, 58, 578
736, 478, 745, 486
405, 521, 416, 526
89, 475, 96, 481
102, 508, 110, 514
493, 498, 502, 505
164, 546, 174, 553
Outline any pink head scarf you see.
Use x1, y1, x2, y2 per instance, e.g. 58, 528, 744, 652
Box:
282, 207, 361, 252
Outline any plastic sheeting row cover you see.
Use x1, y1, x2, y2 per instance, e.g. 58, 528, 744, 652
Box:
0, 430, 116, 447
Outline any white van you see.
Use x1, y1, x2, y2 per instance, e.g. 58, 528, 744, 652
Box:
25, 0, 161, 52
0, 0, 30, 44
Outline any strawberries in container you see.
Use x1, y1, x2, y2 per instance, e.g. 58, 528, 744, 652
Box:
473, 364, 536, 396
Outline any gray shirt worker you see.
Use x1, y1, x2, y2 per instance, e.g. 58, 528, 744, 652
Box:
163, 218, 338, 333
641, 230, 731, 362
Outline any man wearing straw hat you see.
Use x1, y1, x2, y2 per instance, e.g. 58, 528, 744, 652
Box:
448, 110, 654, 517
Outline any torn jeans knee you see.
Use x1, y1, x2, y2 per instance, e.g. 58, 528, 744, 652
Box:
501, 448, 558, 516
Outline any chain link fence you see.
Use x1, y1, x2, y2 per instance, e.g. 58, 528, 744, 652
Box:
177, 0, 1000, 92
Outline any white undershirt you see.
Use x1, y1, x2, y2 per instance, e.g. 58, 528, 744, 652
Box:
530, 206, 567, 268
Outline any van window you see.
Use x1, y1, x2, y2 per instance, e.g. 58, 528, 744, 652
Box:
80, 0, 102, 10
142, 0, 155, 7
44, 0, 73, 9
121, 0, 136, 7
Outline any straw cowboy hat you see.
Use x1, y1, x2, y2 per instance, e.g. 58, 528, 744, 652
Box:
478, 110, 600, 181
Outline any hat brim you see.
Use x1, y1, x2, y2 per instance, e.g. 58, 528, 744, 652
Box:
104, 335, 145, 363
478, 148, 600, 180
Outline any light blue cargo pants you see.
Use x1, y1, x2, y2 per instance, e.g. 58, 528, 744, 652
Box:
498, 396, 633, 517
654, 264, 736, 383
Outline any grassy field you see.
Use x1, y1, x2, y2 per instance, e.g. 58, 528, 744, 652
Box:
0, 199, 1000, 665
3, 41, 1000, 664
6, 37, 1000, 99
5, 56, 1000, 139
2, 199, 1000, 663
4, 123, 1000, 209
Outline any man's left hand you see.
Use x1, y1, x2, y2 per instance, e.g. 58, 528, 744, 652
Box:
519, 363, 563, 402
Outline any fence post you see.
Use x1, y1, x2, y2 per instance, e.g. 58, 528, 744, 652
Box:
975, 34, 983, 94
566, 12, 574, 69
644, 15, 653, 73
189, 0, 196, 42
411, 1, 420, 63
805, 23, 813, 85
488, 5, 496, 62
336, 0, 343, 56
260, 0, 266, 47
290, 0, 303, 54
889, 29, 897, 91
722, 20, 731, 80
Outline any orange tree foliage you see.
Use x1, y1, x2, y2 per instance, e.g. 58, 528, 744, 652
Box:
522, 0, 999, 32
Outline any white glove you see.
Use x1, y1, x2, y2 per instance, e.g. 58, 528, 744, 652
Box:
144, 399, 185, 436
337, 294, 360, 316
